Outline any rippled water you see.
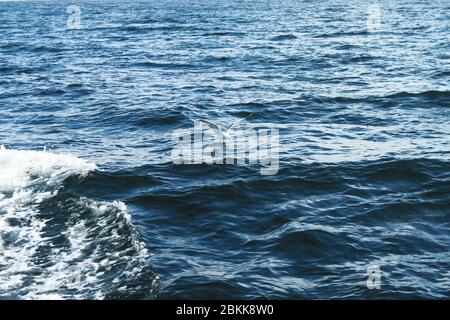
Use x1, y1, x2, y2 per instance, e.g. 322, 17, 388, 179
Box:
0, 0, 449, 299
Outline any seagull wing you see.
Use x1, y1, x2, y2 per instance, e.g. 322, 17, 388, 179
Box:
226, 114, 253, 133
198, 119, 223, 136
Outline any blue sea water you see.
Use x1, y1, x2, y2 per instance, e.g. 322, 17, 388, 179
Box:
0, 0, 449, 299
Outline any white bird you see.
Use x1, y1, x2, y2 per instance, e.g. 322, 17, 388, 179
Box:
197, 114, 253, 141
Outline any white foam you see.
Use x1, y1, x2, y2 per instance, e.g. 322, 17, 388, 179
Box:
0, 147, 158, 299
0, 146, 97, 299
0, 146, 97, 193
20, 198, 153, 300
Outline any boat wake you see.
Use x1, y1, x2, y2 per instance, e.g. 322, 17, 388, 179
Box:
0, 147, 159, 299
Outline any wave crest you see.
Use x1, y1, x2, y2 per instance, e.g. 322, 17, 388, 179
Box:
0, 147, 158, 299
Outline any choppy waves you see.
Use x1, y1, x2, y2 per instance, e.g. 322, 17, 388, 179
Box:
0, 0, 449, 299
0, 147, 159, 299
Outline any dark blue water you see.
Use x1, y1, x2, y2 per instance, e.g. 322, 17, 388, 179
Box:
0, 0, 449, 299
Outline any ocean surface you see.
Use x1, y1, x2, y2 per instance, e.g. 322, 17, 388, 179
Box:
0, 0, 449, 299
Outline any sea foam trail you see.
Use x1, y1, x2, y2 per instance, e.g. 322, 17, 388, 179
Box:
0, 147, 158, 299
0, 146, 97, 192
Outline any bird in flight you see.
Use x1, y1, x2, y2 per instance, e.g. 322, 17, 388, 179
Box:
196, 114, 253, 141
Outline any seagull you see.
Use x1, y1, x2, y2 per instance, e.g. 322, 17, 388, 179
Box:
196, 114, 253, 141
